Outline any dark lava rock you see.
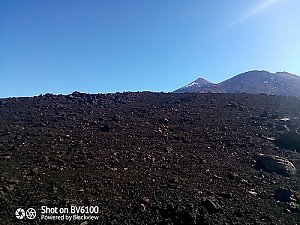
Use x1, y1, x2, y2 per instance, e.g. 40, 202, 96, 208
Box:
287, 202, 299, 213
226, 102, 238, 108
158, 117, 169, 124
99, 124, 111, 132
0, 100, 6, 106
201, 197, 222, 214
158, 203, 197, 225
226, 171, 238, 180
219, 192, 233, 199
253, 153, 296, 177
274, 188, 293, 202
196, 207, 211, 225
176, 209, 196, 225
274, 130, 300, 152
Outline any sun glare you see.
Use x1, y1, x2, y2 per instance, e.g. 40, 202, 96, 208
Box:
229, 0, 281, 29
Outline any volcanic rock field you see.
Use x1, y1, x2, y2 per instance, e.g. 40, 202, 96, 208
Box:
0, 92, 300, 225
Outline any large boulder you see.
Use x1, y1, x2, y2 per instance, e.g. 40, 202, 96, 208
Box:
274, 188, 293, 202
275, 130, 300, 152
253, 153, 296, 177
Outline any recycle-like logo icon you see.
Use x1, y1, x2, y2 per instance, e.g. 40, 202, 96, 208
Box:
15, 208, 25, 219
26, 208, 36, 219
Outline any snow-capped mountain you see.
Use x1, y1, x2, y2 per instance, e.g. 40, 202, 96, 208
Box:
174, 70, 300, 96
174, 78, 214, 93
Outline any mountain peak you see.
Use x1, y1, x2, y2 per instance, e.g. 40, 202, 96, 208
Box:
194, 77, 211, 83
187, 77, 212, 87
174, 77, 214, 93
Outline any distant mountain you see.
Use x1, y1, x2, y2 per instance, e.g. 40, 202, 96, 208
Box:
174, 70, 300, 96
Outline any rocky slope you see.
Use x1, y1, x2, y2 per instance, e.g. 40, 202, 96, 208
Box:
0, 92, 300, 224
175, 70, 300, 96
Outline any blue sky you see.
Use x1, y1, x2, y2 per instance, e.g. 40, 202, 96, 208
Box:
1, 0, 300, 97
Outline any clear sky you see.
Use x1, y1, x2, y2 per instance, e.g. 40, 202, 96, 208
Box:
1, 0, 300, 97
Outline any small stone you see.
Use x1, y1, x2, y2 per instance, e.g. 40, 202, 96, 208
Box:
40, 122, 47, 127
227, 172, 238, 180
274, 188, 293, 202
0, 100, 6, 106
109, 159, 119, 166
199, 158, 207, 164
169, 177, 178, 183
161, 164, 168, 169
40, 198, 49, 204
189, 154, 196, 159
166, 203, 175, 212
139, 204, 146, 211
226, 102, 238, 108
279, 117, 291, 122
241, 179, 248, 184
42, 155, 49, 163
234, 208, 243, 217
248, 190, 257, 196
3, 156, 11, 160
99, 124, 111, 132
219, 192, 232, 199
3, 185, 15, 192
287, 202, 299, 213
259, 110, 270, 119
7, 179, 19, 184
158, 117, 169, 124
28, 167, 39, 176
141, 197, 150, 204
111, 114, 121, 121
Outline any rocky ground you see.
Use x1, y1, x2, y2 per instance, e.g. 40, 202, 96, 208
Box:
0, 92, 300, 225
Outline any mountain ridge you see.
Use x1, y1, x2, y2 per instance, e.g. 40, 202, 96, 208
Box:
174, 70, 300, 96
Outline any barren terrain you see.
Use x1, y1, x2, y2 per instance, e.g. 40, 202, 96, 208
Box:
0, 92, 300, 224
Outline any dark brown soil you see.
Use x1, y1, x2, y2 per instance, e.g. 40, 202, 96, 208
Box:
0, 92, 300, 225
